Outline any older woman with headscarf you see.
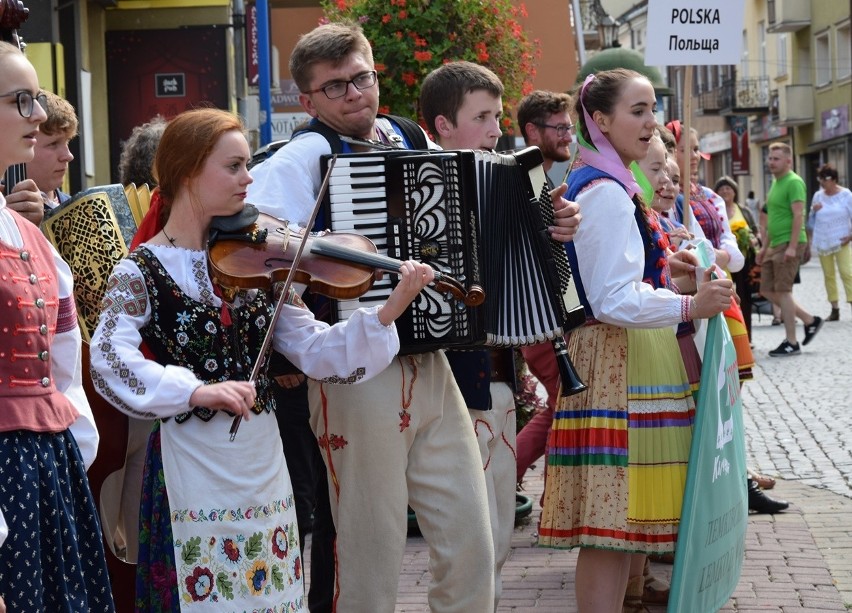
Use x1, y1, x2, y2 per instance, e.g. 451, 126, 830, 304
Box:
715, 175, 760, 339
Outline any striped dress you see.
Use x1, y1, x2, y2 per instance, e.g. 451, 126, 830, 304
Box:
691, 186, 754, 382
538, 165, 695, 554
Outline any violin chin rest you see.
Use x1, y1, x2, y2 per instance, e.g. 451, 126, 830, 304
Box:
211, 204, 260, 232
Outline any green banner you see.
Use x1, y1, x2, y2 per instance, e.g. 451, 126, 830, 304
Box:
668, 311, 748, 613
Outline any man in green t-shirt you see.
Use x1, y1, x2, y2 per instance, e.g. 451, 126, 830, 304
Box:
757, 142, 823, 356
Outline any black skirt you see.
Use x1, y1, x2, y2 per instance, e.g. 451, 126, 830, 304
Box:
0, 429, 115, 612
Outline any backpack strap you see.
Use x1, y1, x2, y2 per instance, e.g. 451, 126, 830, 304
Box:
379, 113, 429, 150
292, 119, 345, 154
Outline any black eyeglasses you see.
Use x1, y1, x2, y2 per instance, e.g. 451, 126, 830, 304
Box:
533, 122, 573, 138
302, 71, 378, 100
1, 90, 48, 119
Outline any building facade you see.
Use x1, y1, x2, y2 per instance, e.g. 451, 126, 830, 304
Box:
19, 0, 580, 192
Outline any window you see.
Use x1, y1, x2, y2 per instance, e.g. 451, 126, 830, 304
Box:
776, 33, 788, 79
759, 21, 767, 79
741, 30, 749, 79
815, 30, 831, 87
837, 22, 851, 81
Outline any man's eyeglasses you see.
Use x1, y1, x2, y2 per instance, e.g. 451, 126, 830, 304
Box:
302, 71, 378, 100
533, 122, 573, 138
1, 90, 48, 119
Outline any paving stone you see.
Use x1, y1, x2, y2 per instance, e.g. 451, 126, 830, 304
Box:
300, 261, 852, 611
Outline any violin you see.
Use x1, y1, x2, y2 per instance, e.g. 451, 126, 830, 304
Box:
208, 213, 484, 306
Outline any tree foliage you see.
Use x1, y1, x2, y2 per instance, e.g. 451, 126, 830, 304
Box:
322, 0, 540, 134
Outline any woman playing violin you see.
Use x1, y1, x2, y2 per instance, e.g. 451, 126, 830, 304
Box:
89, 108, 433, 611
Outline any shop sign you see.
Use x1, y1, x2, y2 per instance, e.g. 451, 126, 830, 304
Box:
749, 116, 787, 143
155, 73, 185, 98
822, 106, 849, 140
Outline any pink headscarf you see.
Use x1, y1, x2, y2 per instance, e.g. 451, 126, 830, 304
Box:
576, 73, 641, 198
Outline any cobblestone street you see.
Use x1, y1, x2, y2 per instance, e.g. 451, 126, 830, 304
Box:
304, 258, 852, 611
744, 259, 852, 500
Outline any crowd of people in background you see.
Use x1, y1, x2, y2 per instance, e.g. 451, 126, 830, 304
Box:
1, 15, 846, 613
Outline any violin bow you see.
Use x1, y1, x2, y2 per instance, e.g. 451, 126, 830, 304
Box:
229, 155, 338, 441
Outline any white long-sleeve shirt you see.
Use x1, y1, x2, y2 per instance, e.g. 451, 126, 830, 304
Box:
89, 244, 400, 420
573, 180, 689, 328
0, 196, 99, 468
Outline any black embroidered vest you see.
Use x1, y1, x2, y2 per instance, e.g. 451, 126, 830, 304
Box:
130, 247, 274, 423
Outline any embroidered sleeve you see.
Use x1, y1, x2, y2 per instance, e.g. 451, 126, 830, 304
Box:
272, 304, 400, 384
90, 259, 202, 419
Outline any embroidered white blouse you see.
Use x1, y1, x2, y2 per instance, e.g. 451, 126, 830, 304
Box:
89, 244, 400, 420
573, 180, 690, 328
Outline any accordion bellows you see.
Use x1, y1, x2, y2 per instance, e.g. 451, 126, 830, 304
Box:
319, 147, 585, 354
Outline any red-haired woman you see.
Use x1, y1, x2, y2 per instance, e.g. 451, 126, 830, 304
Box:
89, 108, 434, 611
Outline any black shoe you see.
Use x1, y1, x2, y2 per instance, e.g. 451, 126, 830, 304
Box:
827, 308, 840, 322
803, 316, 824, 345
748, 479, 788, 514
769, 340, 800, 357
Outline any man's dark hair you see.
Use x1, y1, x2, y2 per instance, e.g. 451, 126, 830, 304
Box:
419, 61, 503, 137
289, 22, 374, 92
516, 90, 572, 144
118, 115, 167, 186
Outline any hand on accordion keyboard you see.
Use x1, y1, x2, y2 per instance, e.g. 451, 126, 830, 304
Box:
548, 183, 581, 243
377, 260, 436, 327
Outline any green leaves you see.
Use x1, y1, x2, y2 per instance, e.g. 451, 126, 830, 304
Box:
216, 572, 234, 599
181, 536, 202, 565
271, 565, 286, 591
245, 532, 264, 559
323, 0, 538, 133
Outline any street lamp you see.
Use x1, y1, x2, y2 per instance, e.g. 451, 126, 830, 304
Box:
598, 13, 621, 49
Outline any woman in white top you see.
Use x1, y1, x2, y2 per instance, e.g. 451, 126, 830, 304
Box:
89, 108, 434, 611
537, 68, 733, 613
807, 163, 852, 321
0, 41, 112, 612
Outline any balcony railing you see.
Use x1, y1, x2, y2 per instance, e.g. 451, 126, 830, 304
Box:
767, 0, 811, 33
719, 77, 771, 115
697, 87, 723, 115
777, 84, 814, 127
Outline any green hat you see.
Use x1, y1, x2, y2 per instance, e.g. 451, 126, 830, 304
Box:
577, 48, 672, 97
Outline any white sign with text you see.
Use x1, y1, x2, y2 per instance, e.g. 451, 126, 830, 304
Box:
645, 0, 746, 66
271, 112, 312, 141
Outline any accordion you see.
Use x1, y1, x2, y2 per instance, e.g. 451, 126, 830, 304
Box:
319, 146, 585, 355
41, 184, 140, 342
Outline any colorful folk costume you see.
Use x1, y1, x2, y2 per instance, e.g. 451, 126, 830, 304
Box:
538, 94, 697, 553
635, 165, 702, 395
679, 183, 754, 382
0, 199, 115, 612
90, 242, 401, 612
648, 208, 703, 395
